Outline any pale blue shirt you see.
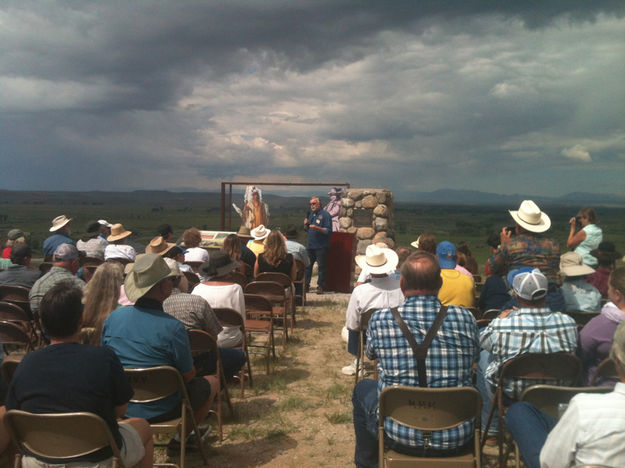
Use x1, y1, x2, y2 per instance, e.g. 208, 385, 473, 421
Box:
575, 224, 602, 267
561, 277, 602, 312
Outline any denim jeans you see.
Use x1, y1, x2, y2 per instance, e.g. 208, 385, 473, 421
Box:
352, 379, 380, 468
306, 247, 329, 289
476, 349, 498, 434
505, 402, 558, 468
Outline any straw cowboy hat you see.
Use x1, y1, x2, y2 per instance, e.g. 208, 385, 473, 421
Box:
356, 244, 399, 274
124, 254, 178, 302
508, 200, 551, 233
251, 224, 270, 241
49, 215, 72, 232
145, 236, 176, 256
560, 252, 595, 277
107, 223, 132, 242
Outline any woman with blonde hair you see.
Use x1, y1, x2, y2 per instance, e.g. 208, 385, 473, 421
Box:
254, 230, 296, 280
81, 262, 124, 345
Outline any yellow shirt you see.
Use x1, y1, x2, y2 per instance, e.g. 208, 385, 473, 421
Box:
247, 239, 265, 256
438, 269, 475, 308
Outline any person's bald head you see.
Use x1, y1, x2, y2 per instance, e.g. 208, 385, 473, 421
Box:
400, 251, 443, 296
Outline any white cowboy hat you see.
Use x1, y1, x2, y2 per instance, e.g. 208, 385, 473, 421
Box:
355, 244, 399, 275
49, 215, 72, 232
107, 223, 133, 242
250, 224, 270, 241
559, 252, 595, 277
509, 200, 551, 233
124, 254, 178, 302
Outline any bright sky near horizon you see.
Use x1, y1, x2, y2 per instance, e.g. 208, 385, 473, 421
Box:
1, 1, 624, 198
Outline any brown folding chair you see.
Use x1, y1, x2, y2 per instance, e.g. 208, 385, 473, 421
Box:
187, 329, 232, 442
514, 385, 613, 468
355, 308, 378, 385
245, 281, 289, 346
4, 410, 126, 467
221, 271, 247, 289
213, 307, 253, 396
379, 386, 482, 467
125, 366, 208, 468
1, 355, 23, 384
481, 352, 582, 468
0, 301, 39, 347
481, 309, 501, 321
0, 320, 35, 354
183, 271, 199, 292
591, 357, 619, 386
0, 285, 32, 318
256, 272, 296, 331
293, 259, 307, 310
243, 294, 275, 374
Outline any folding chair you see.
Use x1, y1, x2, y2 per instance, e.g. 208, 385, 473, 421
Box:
379, 386, 482, 467
4, 410, 126, 467
354, 308, 378, 385
243, 294, 275, 374
256, 272, 296, 331
481, 309, 501, 321
183, 271, 200, 292
125, 366, 208, 468
245, 281, 289, 346
213, 307, 253, 396
480, 352, 582, 468
187, 329, 232, 441
514, 385, 613, 468
82, 257, 104, 283
221, 271, 247, 289
0, 320, 35, 354
1, 355, 23, 384
78, 326, 99, 345
293, 259, 307, 310
591, 357, 618, 386
0, 285, 32, 320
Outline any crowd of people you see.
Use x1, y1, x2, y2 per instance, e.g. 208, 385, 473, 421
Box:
0, 198, 623, 467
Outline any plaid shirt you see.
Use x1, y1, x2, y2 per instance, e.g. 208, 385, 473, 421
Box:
366, 295, 479, 450
163, 291, 222, 338
29, 266, 85, 314
486, 233, 560, 282
480, 307, 578, 397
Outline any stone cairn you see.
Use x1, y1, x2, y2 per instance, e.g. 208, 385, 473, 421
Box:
338, 189, 395, 276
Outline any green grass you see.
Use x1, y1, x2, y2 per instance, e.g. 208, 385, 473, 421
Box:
325, 411, 352, 424
278, 396, 318, 411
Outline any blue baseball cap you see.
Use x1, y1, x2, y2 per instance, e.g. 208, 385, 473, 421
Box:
436, 241, 457, 269
506, 266, 534, 288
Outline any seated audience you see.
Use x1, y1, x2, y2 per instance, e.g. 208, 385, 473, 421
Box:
352, 252, 478, 466
156, 223, 174, 243
163, 259, 246, 382
0, 244, 40, 288
478, 261, 510, 312
456, 241, 479, 275
104, 223, 136, 262
183, 227, 209, 263
42, 215, 74, 259
342, 245, 404, 376
559, 252, 601, 312
254, 230, 296, 280
192, 252, 246, 348
284, 225, 310, 269
76, 221, 108, 260
477, 268, 577, 438
580, 267, 625, 385
29, 244, 85, 316
97, 219, 112, 241
567, 207, 602, 267
436, 241, 475, 308
410, 233, 436, 255
247, 225, 269, 256
235, 227, 257, 272
102, 254, 218, 455
6, 283, 153, 467
2, 229, 26, 259
483, 231, 500, 276
586, 241, 621, 296
506, 319, 625, 468
356, 241, 399, 286
81, 262, 124, 345
222, 234, 247, 276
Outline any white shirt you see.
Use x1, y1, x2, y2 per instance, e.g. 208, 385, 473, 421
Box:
540, 382, 625, 468
76, 238, 107, 260
184, 247, 209, 263
345, 276, 404, 331
104, 244, 136, 261
192, 282, 245, 348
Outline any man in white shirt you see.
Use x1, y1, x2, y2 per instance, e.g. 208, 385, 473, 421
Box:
341, 245, 404, 376
506, 320, 625, 468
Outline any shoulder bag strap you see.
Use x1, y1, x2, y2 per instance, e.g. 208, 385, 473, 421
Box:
389, 305, 449, 387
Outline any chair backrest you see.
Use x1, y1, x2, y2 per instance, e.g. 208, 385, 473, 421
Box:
567, 310, 600, 327
481, 309, 500, 320
1, 356, 22, 384
0, 285, 30, 302
360, 308, 377, 331
245, 281, 286, 299
125, 366, 183, 403
188, 329, 218, 356
4, 410, 123, 464
499, 352, 582, 388
520, 384, 613, 418
0, 320, 32, 348
213, 307, 245, 328
294, 259, 306, 281
183, 271, 200, 292
78, 327, 99, 345
256, 272, 293, 288
0, 301, 30, 322
591, 357, 619, 385
221, 271, 247, 289
244, 293, 274, 317
379, 385, 481, 432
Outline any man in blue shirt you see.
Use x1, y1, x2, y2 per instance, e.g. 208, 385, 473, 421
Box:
304, 196, 332, 293
42, 215, 75, 259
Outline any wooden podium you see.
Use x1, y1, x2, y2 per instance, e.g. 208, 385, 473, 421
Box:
325, 232, 356, 293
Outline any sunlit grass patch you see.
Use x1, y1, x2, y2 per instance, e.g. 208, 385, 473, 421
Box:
325, 411, 352, 424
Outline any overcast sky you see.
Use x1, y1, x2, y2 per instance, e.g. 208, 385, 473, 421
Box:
1, 1, 624, 199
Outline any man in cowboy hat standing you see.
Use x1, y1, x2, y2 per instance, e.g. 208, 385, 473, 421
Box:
304, 196, 332, 294
42, 215, 74, 259
102, 254, 219, 455
341, 244, 404, 376
487, 200, 564, 312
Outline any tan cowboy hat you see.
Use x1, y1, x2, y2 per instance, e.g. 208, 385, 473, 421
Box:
145, 236, 176, 256
250, 224, 270, 241
560, 252, 595, 277
49, 215, 72, 232
107, 223, 132, 242
509, 200, 551, 233
124, 254, 178, 302
355, 244, 399, 274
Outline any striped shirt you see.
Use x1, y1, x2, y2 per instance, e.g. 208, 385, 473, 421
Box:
29, 266, 85, 314
366, 295, 479, 450
480, 307, 578, 397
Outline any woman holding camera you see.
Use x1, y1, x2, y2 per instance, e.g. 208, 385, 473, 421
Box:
567, 207, 602, 267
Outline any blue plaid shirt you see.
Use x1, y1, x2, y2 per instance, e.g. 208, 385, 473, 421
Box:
480, 307, 578, 397
366, 295, 479, 450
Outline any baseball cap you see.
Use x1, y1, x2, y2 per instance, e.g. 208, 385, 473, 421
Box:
436, 241, 457, 269
512, 268, 548, 301
53, 243, 84, 262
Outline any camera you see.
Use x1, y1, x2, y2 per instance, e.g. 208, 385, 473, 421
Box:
504, 226, 515, 236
